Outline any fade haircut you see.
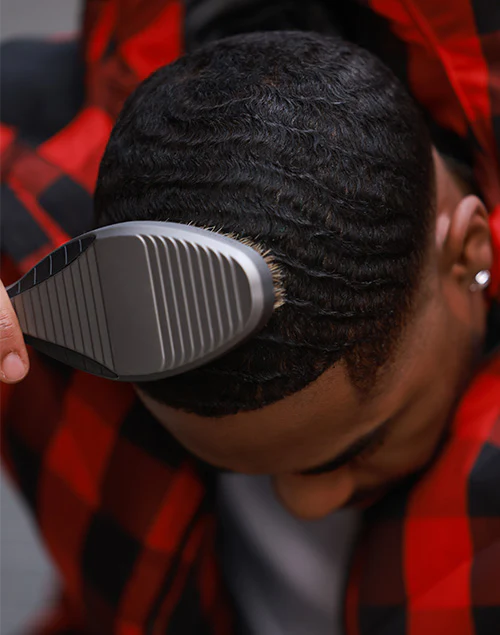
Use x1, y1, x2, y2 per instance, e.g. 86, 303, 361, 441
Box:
94, 31, 434, 416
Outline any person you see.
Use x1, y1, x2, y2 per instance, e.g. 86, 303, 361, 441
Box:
0, 6, 499, 635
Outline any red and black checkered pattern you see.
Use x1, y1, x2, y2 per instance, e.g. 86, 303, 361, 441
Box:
345, 354, 500, 635
1, 342, 234, 633
1, 0, 182, 275
1, 1, 499, 633
365, 0, 500, 297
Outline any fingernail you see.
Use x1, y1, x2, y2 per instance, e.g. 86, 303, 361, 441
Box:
2, 353, 27, 382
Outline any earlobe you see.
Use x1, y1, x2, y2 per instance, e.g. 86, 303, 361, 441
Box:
446, 195, 493, 286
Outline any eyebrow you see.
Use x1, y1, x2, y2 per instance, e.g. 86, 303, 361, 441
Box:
299, 418, 392, 476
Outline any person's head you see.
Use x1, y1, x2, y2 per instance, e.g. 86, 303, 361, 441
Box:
94, 32, 493, 518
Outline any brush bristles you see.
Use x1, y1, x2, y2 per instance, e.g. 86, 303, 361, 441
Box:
260, 251, 285, 310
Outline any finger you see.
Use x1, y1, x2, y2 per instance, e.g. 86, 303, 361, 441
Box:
0, 281, 29, 383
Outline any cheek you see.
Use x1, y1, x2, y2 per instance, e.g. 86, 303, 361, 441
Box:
273, 468, 356, 519
357, 401, 453, 484
360, 436, 436, 478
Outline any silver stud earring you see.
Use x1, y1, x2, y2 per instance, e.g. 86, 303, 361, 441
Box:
470, 269, 491, 292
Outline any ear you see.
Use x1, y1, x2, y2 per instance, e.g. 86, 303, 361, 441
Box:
439, 195, 493, 288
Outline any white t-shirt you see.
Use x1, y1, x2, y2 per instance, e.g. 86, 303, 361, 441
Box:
218, 473, 361, 635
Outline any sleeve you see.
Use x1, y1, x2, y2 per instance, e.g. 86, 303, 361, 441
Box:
361, 0, 500, 297
1, 0, 183, 276
0, 0, 184, 531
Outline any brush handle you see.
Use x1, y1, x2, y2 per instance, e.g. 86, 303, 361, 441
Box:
7, 222, 275, 381
7, 235, 118, 378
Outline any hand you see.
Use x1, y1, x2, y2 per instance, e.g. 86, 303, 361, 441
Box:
0, 280, 29, 383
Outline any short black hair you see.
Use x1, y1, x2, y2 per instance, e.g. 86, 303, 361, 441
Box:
94, 31, 434, 416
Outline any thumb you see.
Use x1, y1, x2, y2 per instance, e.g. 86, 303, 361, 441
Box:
0, 280, 29, 383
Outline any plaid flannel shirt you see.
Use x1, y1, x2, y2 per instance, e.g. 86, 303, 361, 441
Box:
1, 1, 499, 633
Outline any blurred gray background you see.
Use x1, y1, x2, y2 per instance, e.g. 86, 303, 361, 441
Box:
1, 0, 79, 40
1, 3, 80, 631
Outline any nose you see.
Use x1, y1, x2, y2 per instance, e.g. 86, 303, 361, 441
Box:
273, 467, 356, 519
